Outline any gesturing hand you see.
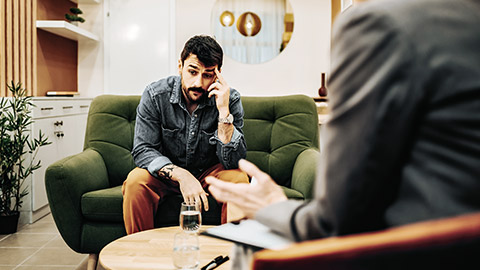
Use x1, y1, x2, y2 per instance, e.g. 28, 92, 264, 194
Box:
173, 167, 209, 211
208, 68, 230, 116
206, 159, 287, 218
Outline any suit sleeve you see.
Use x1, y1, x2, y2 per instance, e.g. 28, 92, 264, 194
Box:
256, 6, 424, 240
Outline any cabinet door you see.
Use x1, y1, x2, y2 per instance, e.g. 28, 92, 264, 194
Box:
31, 118, 60, 211
31, 114, 88, 211
58, 114, 87, 158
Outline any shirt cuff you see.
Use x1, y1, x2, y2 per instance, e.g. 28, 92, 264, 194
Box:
147, 156, 173, 177
210, 127, 243, 148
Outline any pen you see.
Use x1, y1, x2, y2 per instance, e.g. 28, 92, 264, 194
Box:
201, 255, 224, 270
206, 256, 229, 270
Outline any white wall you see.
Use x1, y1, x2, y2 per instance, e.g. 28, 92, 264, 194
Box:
92, 0, 331, 97
103, 0, 174, 95
78, 1, 105, 98
176, 0, 331, 97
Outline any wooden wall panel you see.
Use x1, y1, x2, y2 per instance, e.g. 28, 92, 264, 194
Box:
0, 0, 5, 96
5, 0, 13, 96
32, 0, 36, 96
1, 0, 36, 97
26, 0, 32, 93
13, 0, 20, 86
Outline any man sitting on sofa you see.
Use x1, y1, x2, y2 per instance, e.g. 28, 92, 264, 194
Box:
122, 35, 249, 234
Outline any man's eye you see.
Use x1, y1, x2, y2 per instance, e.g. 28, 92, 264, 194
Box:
204, 74, 213, 79
189, 70, 197, 75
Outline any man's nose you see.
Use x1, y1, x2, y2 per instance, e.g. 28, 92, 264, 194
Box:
192, 75, 203, 88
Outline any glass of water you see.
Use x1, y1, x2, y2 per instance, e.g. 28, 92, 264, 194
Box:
172, 232, 200, 269
180, 202, 202, 233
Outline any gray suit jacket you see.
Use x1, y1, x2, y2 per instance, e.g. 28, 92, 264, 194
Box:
256, 0, 480, 241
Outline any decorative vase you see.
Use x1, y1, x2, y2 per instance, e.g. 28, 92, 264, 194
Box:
0, 212, 20, 234
318, 72, 327, 98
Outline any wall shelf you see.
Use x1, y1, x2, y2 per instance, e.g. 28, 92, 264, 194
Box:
36, 20, 99, 41
70, 0, 101, 4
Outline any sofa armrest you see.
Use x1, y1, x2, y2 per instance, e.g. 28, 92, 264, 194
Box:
252, 212, 480, 270
45, 148, 109, 253
291, 148, 320, 199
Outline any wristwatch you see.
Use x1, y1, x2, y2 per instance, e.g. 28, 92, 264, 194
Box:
218, 113, 234, 124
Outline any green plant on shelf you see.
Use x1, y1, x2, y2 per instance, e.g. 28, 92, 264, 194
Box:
65, 7, 86, 24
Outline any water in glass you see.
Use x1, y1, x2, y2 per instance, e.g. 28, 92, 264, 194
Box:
180, 202, 201, 233
173, 232, 199, 269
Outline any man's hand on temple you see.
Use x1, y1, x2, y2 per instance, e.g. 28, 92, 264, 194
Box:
206, 159, 287, 219
208, 68, 230, 117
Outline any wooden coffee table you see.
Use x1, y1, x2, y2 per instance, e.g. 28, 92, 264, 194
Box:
99, 226, 233, 270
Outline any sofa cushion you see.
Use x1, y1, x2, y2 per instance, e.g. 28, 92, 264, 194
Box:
82, 185, 223, 225
282, 187, 305, 200
84, 95, 140, 187
82, 186, 124, 222
242, 95, 319, 188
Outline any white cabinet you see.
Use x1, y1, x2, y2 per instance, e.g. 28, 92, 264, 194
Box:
19, 98, 92, 224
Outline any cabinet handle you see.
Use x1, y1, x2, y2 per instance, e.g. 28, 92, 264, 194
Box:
80, 105, 89, 108
62, 106, 73, 109
54, 131, 65, 137
41, 107, 54, 111
54, 121, 63, 126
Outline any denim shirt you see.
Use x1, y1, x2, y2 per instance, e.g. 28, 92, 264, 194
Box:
132, 75, 247, 178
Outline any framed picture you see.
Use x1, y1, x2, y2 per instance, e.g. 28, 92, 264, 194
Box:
341, 0, 353, 12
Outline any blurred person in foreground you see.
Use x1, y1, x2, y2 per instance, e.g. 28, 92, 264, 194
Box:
207, 0, 480, 242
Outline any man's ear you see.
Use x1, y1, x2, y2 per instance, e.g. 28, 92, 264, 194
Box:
178, 59, 182, 75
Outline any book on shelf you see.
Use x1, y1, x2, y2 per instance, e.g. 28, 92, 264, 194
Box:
46, 91, 79, 97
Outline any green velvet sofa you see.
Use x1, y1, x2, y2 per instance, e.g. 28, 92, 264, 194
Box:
45, 94, 320, 254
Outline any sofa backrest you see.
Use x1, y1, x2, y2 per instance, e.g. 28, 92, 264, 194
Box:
242, 95, 319, 187
84, 94, 319, 187
84, 95, 140, 187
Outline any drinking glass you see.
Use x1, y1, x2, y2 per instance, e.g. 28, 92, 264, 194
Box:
172, 232, 200, 269
180, 202, 202, 233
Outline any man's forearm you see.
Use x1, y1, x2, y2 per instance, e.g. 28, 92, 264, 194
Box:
218, 122, 234, 144
158, 164, 178, 181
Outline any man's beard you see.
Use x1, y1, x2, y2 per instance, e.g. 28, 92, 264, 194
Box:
182, 86, 208, 104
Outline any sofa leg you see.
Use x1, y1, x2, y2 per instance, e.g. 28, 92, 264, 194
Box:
87, 254, 98, 270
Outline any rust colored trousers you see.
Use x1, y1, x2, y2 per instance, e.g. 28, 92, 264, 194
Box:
122, 163, 248, 234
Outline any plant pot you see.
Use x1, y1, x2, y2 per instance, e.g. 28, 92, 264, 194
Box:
0, 212, 20, 234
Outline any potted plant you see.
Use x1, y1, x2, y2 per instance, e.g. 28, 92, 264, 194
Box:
0, 82, 50, 234
65, 7, 85, 26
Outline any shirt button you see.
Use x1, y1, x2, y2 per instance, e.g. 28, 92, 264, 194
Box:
191, 132, 195, 135
194, 114, 198, 117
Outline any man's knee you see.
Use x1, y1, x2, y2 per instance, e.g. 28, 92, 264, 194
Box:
123, 167, 155, 194
219, 169, 249, 184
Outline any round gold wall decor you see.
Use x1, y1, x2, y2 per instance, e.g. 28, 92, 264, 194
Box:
219, 11, 235, 27
236, 12, 262, 37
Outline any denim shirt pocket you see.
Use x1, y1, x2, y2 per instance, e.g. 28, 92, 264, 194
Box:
161, 125, 182, 160
199, 130, 217, 162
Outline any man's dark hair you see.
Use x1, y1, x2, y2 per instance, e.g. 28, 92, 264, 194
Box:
181, 35, 223, 69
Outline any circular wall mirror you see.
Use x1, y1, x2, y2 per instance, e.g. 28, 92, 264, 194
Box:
211, 0, 294, 64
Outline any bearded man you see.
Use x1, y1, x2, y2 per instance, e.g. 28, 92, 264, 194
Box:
122, 35, 248, 234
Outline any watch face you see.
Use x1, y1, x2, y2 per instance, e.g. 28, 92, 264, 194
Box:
220, 114, 234, 123
227, 114, 234, 123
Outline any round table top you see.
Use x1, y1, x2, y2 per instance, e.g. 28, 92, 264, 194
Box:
99, 226, 233, 270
